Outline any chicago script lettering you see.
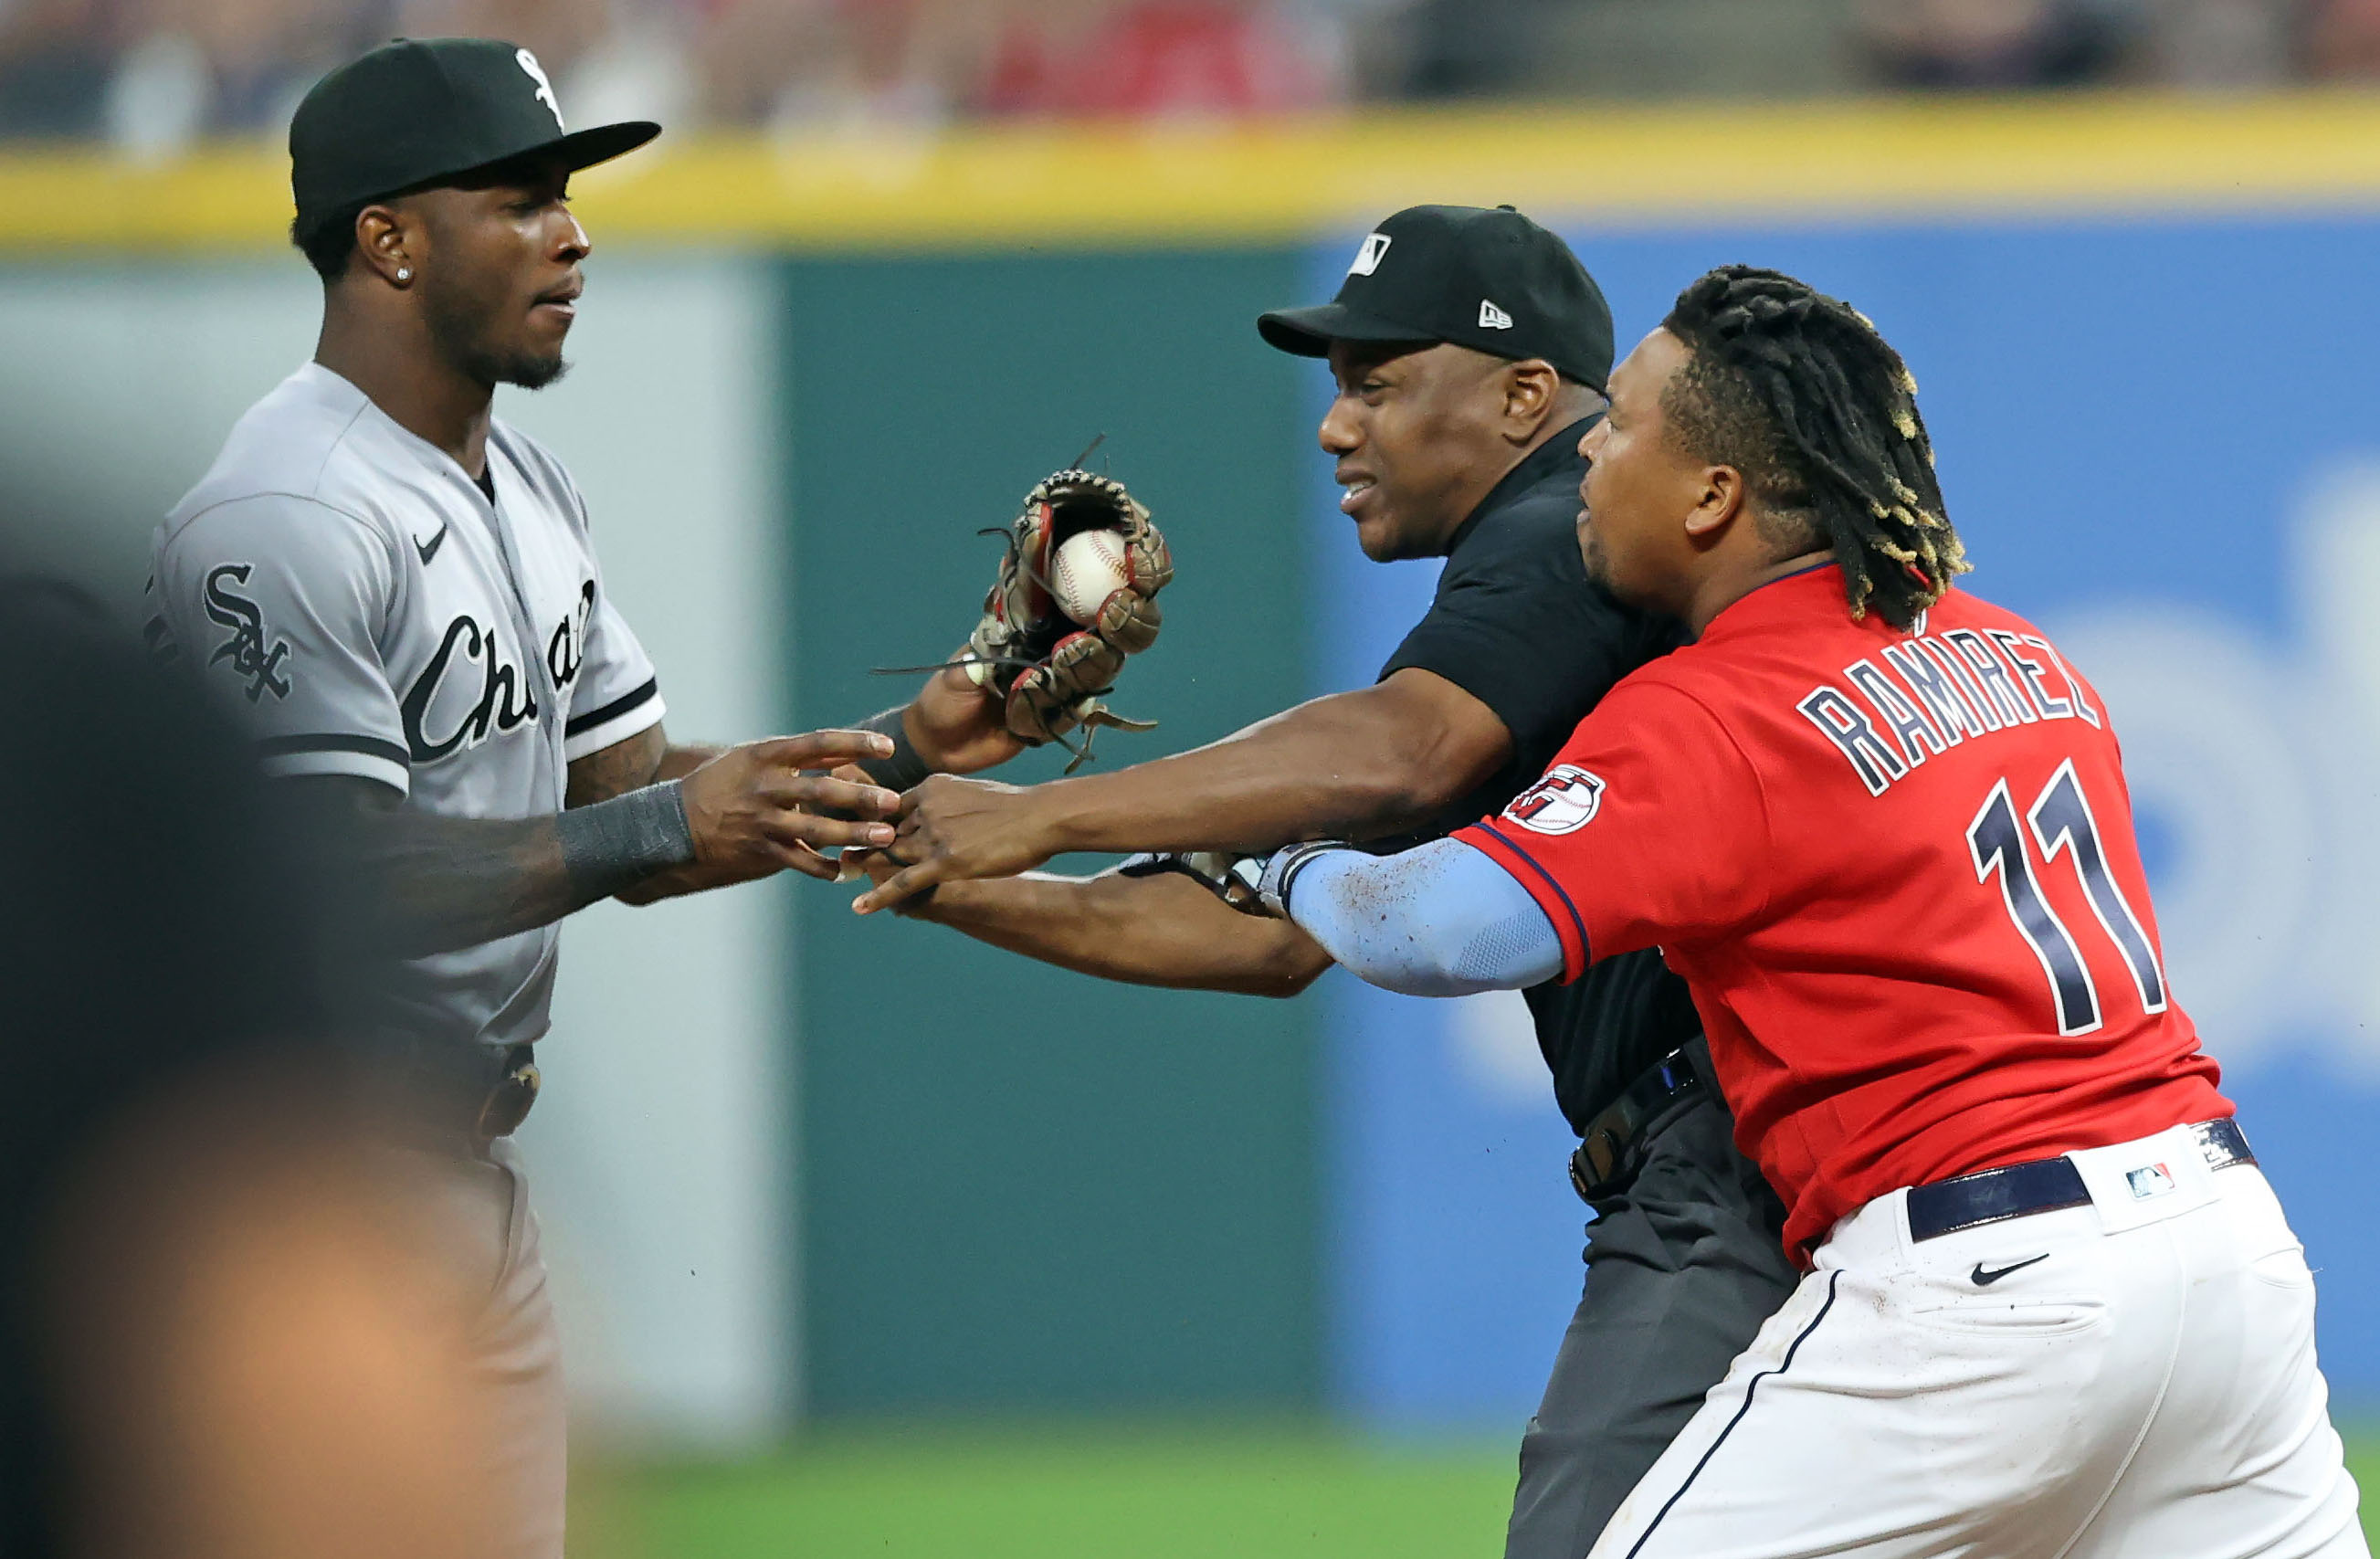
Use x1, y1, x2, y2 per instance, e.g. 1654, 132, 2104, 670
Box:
546, 579, 595, 690
402, 615, 539, 761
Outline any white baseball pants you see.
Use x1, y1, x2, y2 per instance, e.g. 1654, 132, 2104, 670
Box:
1589, 1122, 2368, 1559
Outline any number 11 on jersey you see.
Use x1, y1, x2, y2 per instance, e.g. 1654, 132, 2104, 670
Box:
1968, 758, 2168, 1037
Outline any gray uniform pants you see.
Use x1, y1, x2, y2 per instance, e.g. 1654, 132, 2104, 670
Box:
400, 1136, 567, 1559
1505, 1093, 1799, 1559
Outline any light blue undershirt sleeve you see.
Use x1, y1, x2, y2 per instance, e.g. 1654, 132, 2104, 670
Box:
1280, 837, 1565, 996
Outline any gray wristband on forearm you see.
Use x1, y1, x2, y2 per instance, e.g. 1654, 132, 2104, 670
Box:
855, 705, 932, 792
558, 780, 696, 899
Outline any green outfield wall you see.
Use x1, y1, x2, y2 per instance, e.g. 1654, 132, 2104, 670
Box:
776, 250, 1328, 1415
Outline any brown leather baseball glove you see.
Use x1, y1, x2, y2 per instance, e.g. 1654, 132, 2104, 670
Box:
964, 468, 1173, 769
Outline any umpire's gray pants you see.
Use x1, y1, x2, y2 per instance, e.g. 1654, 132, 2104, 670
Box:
401, 1135, 567, 1559
1505, 1092, 1799, 1559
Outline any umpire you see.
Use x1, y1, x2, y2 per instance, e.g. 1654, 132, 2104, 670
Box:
854, 205, 1801, 1555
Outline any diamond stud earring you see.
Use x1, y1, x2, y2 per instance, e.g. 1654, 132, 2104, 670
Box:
395, 268, 412, 282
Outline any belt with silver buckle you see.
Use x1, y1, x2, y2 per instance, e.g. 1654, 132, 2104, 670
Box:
400, 1041, 541, 1143
472, 1044, 541, 1141
1569, 1038, 1711, 1205
1905, 1117, 2255, 1243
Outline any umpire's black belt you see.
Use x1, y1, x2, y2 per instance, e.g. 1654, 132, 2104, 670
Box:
1569, 1038, 1711, 1205
1905, 1118, 2255, 1243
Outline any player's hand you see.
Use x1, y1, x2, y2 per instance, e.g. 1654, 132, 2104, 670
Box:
670, 731, 901, 888
618, 763, 879, 905
849, 774, 1058, 914
835, 845, 944, 919
906, 654, 1027, 776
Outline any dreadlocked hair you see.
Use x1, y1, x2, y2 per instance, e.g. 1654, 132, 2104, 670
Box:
1659, 265, 1969, 629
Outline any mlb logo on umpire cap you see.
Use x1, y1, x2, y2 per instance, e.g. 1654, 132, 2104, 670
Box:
1349, 233, 1392, 277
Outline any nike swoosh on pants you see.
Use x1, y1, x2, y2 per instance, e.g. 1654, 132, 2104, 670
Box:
1971, 1253, 2051, 1286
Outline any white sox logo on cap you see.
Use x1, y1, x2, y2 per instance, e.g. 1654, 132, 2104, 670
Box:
1349, 233, 1392, 277
1504, 764, 1606, 833
517, 47, 564, 130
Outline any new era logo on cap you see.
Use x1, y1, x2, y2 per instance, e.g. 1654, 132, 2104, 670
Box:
1349, 233, 1392, 277
1480, 300, 1513, 330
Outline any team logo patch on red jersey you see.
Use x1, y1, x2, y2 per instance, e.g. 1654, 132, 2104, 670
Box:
1503, 764, 1607, 834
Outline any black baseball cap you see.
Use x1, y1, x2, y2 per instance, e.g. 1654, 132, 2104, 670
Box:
1258, 205, 1615, 391
290, 37, 659, 244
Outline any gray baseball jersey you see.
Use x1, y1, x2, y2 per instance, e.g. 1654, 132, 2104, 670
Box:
147, 362, 666, 1053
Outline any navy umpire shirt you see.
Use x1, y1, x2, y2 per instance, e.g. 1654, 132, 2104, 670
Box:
1371, 417, 1702, 1133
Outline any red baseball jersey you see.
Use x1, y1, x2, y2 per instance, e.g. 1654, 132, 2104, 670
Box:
1458, 564, 2227, 1257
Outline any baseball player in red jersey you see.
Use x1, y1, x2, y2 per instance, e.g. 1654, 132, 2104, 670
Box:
1250, 267, 2367, 1557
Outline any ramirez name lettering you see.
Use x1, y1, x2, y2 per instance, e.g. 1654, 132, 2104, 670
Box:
1795, 618, 2101, 797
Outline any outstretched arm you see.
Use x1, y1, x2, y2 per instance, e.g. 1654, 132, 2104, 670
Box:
566, 722, 692, 803
565, 662, 1019, 808
856, 668, 1512, 913
1260, 836, 1564, 996
859, 855, 1331, 999
296, 729, 902, 957
570, 661, 1021, 908
300, 658, 1011, 953
897, 657, 1031, 777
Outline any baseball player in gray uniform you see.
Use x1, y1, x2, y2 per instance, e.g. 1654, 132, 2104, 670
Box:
142, 37, 1122, 1556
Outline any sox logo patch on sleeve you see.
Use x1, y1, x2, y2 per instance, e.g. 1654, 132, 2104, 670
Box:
202, 563, 293, 702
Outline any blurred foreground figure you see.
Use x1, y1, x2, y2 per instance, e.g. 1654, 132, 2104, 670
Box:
0, 578, 513, 1559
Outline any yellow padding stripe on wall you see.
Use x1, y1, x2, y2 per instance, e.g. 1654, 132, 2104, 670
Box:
9, 92, 2380, 253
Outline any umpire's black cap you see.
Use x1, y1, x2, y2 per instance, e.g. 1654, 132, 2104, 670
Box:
290, 37, 659, 244
1258, 205, 1615, 391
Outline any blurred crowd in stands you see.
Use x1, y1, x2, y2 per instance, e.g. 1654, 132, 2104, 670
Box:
4, 0, 2380, 149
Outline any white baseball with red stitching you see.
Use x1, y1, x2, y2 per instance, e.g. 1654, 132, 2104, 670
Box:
1049, 529, 1132, 627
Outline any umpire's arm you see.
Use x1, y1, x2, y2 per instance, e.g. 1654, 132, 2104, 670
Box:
857, 669, 1511, 913
857, 856, 1330, 999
